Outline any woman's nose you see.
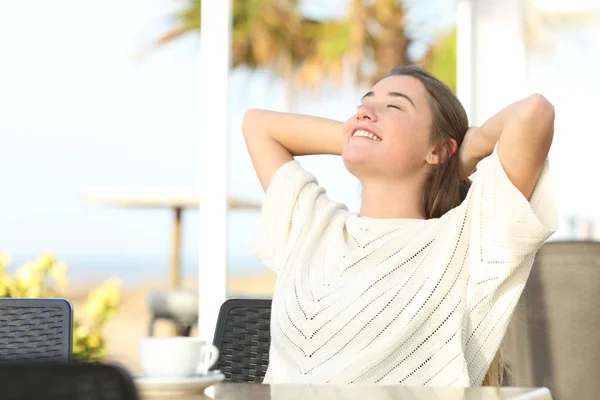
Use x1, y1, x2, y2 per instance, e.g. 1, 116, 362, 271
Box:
357, 105, 377, 121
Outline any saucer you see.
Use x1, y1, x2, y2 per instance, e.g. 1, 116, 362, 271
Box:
134, 371, 225, 397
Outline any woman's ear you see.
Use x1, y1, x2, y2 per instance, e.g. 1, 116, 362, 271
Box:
426, 139, 458, 165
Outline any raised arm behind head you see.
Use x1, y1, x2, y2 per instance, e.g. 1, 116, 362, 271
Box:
242, 110, 345, 191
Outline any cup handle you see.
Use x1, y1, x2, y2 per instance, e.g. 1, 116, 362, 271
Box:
198, 345, 220, 375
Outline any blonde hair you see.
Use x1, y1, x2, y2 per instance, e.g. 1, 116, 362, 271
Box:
388, 66, 506, 387
482, 349, 506, 386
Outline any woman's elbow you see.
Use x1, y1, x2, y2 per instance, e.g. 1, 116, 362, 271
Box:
242, 109, 262, 140
522, 94, 555, 146
523, 94, 555, 123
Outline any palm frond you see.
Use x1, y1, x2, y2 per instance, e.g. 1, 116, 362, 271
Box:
146, 0, 457, 90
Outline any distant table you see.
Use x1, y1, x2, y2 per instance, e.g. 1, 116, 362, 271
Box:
140, 382, 553, 400
84, 188, 261, 288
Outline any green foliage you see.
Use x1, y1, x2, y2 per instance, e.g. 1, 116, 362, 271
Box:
151, 0, 457, 90
428, 28, 458, 93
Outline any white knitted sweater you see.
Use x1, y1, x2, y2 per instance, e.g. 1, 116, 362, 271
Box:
254, 148, 557, 386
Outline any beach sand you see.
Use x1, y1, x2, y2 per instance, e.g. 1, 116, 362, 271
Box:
68, 272, 277, 375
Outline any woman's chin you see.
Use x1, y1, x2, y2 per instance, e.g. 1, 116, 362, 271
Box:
342, 150, 381, 178
342, 142, 378, 163
342, 148, 364, 164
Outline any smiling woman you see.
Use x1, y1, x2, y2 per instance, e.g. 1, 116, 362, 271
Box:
242, 66, 557, 387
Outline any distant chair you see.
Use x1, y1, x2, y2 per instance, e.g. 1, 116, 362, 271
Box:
503, 241, 600, 400
0, 362, 139, 400
212, 298, 271, 383
0, 298, 73, 362
147, 289, 198, 337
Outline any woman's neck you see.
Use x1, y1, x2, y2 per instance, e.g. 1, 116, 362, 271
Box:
359, 178, 426, 220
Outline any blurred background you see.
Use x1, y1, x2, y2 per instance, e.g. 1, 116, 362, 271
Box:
0, 0, 599, 378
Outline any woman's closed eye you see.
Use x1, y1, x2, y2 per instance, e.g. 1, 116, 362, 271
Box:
356, 103, 403, 111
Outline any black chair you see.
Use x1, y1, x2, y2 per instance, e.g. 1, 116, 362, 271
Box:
212, 298, 272, 383
0, 298, 73, 362
0, 362, 139, 400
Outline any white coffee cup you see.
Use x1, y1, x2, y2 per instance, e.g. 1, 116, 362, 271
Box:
139, 337, 219, 379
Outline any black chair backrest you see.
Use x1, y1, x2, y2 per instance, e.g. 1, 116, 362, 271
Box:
0, 298, 73, 362
0, 362, 139, 400
212, 298, 272, 383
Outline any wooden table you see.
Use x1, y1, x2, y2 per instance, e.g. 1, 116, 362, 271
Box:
84, 188, 262, 288
142, 382, 553, 400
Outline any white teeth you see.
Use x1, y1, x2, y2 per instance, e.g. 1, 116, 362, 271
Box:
352, 130, 380, 141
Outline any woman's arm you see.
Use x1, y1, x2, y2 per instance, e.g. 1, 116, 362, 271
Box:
459, 94, 555, 200
242, 109, 345, 191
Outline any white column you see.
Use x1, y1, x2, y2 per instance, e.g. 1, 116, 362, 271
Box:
456, 0, 474, 121
198, 0, 232, 341
457, 0, 526, 125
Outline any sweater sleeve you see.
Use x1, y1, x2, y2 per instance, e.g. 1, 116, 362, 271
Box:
253, 160, 336, 274
467, 144, 557, 281
462, 145, 558, 384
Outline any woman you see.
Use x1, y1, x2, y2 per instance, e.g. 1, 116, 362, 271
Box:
243, 66, 557, 386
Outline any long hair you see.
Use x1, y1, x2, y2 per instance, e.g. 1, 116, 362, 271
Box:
388, 66, 505, 386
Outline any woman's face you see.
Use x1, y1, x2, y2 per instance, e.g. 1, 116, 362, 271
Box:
342, 75, 436, 181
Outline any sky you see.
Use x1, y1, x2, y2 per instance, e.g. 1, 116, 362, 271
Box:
0, 0, 599, 284
0, 0, 367, 283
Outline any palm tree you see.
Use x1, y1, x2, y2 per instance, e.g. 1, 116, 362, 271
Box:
146, 0, 456, 91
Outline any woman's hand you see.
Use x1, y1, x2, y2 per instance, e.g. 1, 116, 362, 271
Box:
458, 126, 481, 180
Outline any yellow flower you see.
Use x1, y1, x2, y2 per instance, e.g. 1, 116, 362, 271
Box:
32, 261, 45, 273
16, 262, 43, 288
49, 262, 69, 289
74, 324, 90, 339
105, 288, 121, 308
85, 278, 122, 322
84, 299, 105, 322
86, 333, 103, 348
0, 273, 13, 296
0, 253, 11, 269
25, 286, 42, 298
49, 261, 67, 277
73, 343, 86, 354
37, 252, 56, 272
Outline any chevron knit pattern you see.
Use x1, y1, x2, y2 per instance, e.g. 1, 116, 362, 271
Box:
255, 148, 556, 386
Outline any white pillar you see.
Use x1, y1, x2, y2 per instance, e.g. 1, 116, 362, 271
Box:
198, 0, 231, 341
457, 0, 526, 125
456, 0, 474, 120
